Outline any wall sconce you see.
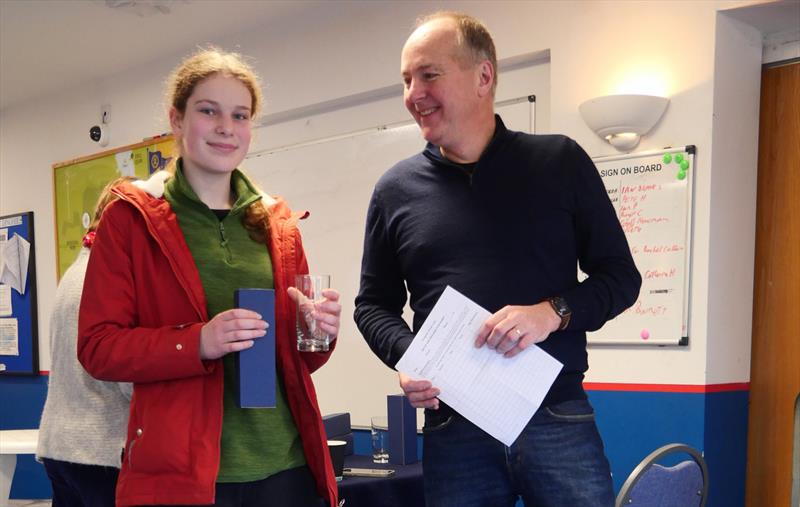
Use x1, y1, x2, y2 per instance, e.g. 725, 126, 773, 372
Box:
578, 94, 669, 151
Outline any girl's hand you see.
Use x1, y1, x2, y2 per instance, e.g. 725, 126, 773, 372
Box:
288, 287, 342, 339
199, 308, 267, 360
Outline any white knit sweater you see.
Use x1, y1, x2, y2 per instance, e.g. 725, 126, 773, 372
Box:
36, 247, 132, 467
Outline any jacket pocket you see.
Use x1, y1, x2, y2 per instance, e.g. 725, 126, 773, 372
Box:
127, 384, 192, 473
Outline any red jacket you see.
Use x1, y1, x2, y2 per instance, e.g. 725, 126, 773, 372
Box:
78, 180, 338, 506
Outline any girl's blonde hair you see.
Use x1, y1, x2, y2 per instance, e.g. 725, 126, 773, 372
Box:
89, 176, 137, 232
165, 46, 270, 244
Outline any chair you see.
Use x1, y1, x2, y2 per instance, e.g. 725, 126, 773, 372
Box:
615, 443, 709, 507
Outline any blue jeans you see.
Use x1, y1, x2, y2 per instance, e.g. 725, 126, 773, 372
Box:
422, 399, 614, 507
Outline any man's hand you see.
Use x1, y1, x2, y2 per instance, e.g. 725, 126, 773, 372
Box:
398, 372, 440, 409
200, 308, 267, 360
474, 301, 561, 358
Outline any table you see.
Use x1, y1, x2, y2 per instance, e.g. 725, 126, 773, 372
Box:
0, 433, 426, 506
338, 454, 425, 507
0, 429, 38, 507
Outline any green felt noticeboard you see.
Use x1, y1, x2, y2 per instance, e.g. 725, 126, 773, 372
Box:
52, 137, 175, 279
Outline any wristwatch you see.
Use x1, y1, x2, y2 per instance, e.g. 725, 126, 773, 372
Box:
547, 296, 572, 331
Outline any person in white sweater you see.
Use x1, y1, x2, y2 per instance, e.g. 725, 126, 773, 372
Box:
37, 176, 135, 506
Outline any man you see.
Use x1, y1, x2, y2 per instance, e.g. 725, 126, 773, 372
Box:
354, 11, 641, 507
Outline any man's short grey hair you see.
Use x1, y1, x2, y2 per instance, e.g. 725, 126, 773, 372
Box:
416, 11, 498, 94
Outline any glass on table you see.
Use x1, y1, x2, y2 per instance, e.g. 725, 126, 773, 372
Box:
371, 415, 389, 464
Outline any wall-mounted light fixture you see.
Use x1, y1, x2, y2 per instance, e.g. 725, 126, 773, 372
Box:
578, 94, 669, 151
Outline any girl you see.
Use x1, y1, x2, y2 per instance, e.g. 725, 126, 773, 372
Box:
78, 48, 341, 507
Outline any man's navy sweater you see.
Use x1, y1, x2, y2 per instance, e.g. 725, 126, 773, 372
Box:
355, 116, 641, 407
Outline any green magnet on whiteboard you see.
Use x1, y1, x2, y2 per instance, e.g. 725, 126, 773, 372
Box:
677, 170, 687, 180
675, 153, 684, 164
663, 153, 672, 164
680, 159, 689, 171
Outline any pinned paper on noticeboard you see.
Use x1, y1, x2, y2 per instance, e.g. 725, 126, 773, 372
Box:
0, 317, 19, 356
0, 233, 31, 295
0, 285, 11, 316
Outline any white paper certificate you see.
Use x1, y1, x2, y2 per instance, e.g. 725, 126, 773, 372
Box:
396, 286, 563, 446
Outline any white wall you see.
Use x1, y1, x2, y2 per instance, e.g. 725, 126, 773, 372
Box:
706, 12, 762, 383
0, 1, 767, 418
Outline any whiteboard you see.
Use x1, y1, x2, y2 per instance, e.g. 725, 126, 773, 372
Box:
243, 98, 534, 427
586, 146, 695, 346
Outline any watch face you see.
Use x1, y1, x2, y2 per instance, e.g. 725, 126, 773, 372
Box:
550, 296, 571, 316
549, 296, 572, 331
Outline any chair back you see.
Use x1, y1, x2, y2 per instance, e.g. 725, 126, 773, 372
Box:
615, 443, 708, 507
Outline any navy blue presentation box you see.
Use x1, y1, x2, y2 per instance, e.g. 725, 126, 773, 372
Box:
388, 394, 418, 464
323, 412, 354, 455
234, 288, 276, 408
322, 412, 351, 436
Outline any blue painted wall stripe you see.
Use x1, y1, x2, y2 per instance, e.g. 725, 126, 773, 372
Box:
1, 378, 747, 506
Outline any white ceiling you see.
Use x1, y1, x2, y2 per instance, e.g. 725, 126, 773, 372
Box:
723, 0, 800, 34
0, 0, 334, 111
1, 0, 798, 113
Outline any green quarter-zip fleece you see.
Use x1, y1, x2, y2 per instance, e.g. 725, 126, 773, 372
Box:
165, 161, 305, 482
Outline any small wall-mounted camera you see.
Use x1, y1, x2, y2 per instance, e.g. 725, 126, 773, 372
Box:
89, 124, 109, 147
89, 104, 111, 147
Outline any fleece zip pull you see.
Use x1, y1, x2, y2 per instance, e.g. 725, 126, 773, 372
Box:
218, 220, 232, 262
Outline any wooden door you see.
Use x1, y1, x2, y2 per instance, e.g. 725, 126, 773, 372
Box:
745, 61, 800, 507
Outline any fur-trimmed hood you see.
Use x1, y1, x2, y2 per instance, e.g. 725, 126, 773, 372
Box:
132, 170, 278, 208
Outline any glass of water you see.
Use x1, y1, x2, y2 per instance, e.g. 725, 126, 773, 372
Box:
294, 274, 332, 352
371, 416, 389, 463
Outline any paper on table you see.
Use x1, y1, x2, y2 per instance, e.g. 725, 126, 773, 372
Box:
0, 233, 31, 295
396, 286, 563, 446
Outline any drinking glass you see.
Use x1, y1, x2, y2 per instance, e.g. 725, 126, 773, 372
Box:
371, 416, 389, 464
295, 274, 332, 352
